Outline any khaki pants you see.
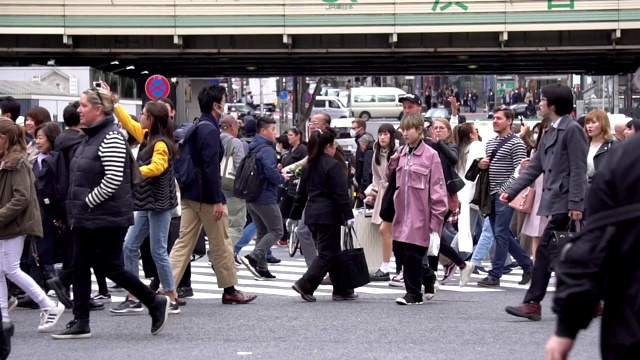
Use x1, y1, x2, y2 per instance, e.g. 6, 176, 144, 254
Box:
169, 199, 237, 289
225, 195, 247, 246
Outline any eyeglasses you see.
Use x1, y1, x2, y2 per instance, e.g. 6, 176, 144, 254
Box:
140, 112, 148, 117
90, 87, 105, 109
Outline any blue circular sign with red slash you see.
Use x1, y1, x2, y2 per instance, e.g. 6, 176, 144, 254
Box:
145, 75, 171, 100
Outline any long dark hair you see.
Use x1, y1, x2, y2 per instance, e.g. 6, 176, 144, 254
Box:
453, 122, 476, 173
307, 128, 336, 168
144, 101, 175, 158
374, 123, 396, 166
534, 117, 552, 151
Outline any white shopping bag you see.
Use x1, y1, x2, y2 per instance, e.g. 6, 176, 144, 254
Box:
427, 232, 441, 256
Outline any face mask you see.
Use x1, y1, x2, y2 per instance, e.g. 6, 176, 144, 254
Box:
349, 129, 357, 138
533, 133, 538, 141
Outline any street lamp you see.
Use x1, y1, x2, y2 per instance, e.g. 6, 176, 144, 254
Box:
111, 65, 135, 74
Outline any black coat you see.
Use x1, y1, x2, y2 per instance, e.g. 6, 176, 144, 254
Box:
590, 138, 617, 183
67, 116, 134, 229
289, 153, 353, 226
553, 134, 640, 360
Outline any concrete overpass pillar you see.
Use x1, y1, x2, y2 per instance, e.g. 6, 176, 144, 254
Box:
175, 77, 191, 125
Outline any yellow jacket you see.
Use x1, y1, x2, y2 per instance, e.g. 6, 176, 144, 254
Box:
113, 105, 169, 178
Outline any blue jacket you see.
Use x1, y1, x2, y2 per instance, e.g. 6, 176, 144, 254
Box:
248, 134, 283, 205
181, 113, 226, 205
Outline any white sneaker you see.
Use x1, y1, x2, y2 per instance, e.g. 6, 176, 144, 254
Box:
38, 302, 65, 333
459, 262, 474, 287
388, 272, 404, 288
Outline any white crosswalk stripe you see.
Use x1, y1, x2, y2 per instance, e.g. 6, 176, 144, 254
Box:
91, 254, 553, 303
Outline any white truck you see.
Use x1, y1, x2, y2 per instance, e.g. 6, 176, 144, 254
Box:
247, 78, 278, 112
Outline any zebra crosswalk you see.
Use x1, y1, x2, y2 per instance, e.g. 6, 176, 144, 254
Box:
91, 249, 554, 303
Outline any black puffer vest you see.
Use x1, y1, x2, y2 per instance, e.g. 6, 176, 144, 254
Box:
67, 116, 134, 229
133, 136, 178, 211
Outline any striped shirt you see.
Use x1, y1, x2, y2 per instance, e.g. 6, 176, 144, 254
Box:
87, 131, 127, 208
485, 135, 527, 195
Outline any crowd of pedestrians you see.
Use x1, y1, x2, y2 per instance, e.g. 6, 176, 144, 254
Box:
0, 80, 638, 358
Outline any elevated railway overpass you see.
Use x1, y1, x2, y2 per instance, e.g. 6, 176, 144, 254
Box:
0, 0, 639, 76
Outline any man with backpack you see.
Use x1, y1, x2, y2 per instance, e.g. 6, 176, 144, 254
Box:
170, 85, 256, 305
238, 117, 287, 280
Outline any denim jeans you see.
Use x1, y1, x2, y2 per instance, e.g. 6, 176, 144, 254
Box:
123, 210, 176, 292
234, 222, 256, 254
471, 217, 494, 267
234, 222, 274, 258
488, 194, 533, 279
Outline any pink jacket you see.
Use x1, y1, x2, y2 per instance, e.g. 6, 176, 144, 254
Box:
388, 141, 448, 248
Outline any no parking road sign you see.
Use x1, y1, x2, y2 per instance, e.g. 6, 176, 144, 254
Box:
145, 75, 171, 100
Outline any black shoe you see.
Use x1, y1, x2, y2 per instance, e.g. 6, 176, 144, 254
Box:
477, 276, 500, 287
370, 269, 390, 282
2, 322, 14, 337
233, 254, 241, 266
292, 282, 316, 302
395, 295, 423, 305
266, 256, 281, 264
16, 295, 39, 309
256, 269, 276, 281
519, 271, 532, 285
149, 278, 160, 292
332, 293, 358, 301
51, 319, 91, 340
0, 322, 13, 360
240, 255, 261, 278
150, 295, 170, 335
177, 287, 194, 299
502, 267, 513, 275
46, 277, 73, 309
89, 299, 104, 311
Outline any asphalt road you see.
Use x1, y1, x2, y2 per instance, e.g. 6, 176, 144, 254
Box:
9, 246, 600, 360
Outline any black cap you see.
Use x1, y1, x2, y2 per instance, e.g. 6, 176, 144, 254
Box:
399, 93, 422, 106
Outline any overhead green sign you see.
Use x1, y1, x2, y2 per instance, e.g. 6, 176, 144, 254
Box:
322, 0, 357, 11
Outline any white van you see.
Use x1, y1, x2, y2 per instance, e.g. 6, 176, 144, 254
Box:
348, 87, 406, 120
310, 96, 351, 120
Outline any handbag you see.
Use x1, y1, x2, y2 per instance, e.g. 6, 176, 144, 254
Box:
379, 168, 397, 223
548, 220, 583, 272
508, 187, 536, 213
335, 227, 371, 289
220, 140, 236, 191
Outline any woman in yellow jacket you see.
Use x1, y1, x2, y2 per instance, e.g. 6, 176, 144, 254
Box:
110, 101, 179, 314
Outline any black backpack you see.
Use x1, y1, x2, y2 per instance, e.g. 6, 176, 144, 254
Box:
174, 121, 211, 188
233, 144, 269, 201
35, 151, 69, 218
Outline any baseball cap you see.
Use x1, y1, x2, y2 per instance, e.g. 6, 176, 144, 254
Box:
399, 93, 422, 106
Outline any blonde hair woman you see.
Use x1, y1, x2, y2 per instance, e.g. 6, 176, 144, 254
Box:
52, 88, 169, 340
584, 110, 617, 184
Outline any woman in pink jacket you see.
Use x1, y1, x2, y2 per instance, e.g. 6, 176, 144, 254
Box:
388, 114, 448, 305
